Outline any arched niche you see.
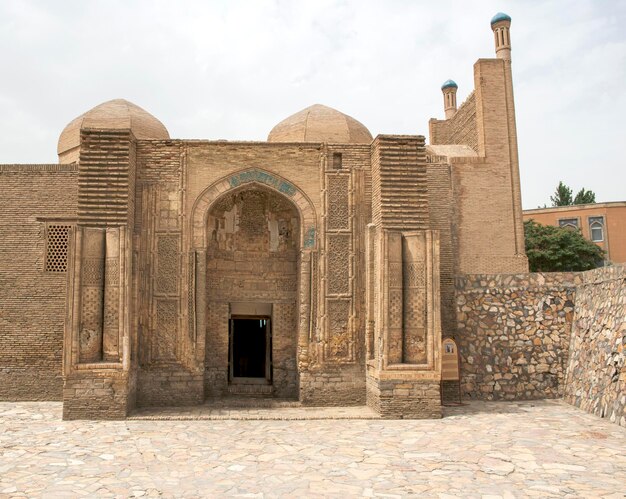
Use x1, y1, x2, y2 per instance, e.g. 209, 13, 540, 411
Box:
189, 168, 317, 399
191, 168, 317, 251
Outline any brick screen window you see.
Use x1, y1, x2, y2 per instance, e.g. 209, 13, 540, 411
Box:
45, 224, 73, 272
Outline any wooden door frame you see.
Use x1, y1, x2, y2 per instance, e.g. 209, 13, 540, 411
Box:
228, 315, 272, 383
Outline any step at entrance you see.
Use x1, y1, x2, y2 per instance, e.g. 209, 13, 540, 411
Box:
206, 396, 302, 409
227, 383, 273, 396
128, 403, 378, 420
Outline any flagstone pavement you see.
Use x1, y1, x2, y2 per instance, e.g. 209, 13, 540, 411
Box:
0, 399, 624, 498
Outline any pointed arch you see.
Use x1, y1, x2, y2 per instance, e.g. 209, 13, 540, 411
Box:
190, 168, 317, 250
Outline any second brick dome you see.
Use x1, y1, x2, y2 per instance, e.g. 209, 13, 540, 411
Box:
268, 104, 372, 144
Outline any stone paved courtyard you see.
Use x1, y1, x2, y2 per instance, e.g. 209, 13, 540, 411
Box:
0, 400, 625, 498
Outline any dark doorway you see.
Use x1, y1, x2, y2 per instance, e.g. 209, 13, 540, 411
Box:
230, 317, 271, 380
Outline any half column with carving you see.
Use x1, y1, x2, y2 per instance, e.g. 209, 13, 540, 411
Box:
62, 129, 137, 420
366, 135, 443, 418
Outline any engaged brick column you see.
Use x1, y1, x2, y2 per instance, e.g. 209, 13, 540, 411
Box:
77, 228, 105, 363
366, 135, 443, 419
62, 129, 138, 420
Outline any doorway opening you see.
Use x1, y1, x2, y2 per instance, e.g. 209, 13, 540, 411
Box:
229, 316, 272, 383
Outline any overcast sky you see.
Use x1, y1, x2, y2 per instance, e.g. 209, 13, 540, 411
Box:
1, 0, 624, 208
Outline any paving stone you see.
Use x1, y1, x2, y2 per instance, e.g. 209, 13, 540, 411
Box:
0, 399, 624, 497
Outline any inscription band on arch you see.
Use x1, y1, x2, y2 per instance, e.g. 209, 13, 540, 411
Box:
191, 167, 317, 250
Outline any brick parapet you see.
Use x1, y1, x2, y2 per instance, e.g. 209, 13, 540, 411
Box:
0, 164, 78, 172
429, 92, 478, 152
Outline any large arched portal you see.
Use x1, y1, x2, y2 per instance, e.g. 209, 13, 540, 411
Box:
190, 169, 317, 400
202, 185, 303, 398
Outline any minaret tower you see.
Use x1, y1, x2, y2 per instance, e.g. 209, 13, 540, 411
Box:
441, 80, 458, 119
490, 11, 525, 257
491, 12, 512, 60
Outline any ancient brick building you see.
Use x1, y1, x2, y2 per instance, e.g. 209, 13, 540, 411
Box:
0, 13, 530, 419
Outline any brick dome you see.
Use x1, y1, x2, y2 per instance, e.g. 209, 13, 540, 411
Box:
267, 104, 372, 144
58, 99, 169, 163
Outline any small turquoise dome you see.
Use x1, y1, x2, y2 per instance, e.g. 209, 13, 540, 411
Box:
491, 12, 511, 25
441, 79, 458, 90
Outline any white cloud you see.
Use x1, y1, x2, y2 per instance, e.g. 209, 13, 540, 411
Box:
0, 0, 624, 207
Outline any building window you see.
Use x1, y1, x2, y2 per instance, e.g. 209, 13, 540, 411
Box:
588, 216, 604, 242
332, 153, 343, 170
558, 218, 578, 230
45, 224, 73, 272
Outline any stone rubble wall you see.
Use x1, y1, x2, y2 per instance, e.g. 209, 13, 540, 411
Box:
456, 273, 580, 401
456, 266, 625, 427
564, 265, 625, 427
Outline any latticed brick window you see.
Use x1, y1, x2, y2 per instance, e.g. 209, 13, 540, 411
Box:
45, 224, 73, 272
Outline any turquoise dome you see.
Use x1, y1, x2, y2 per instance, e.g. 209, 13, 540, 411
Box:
441, 79, 458, 90
491, 12, 511, 25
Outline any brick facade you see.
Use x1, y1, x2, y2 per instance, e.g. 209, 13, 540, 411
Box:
0, 165, 78, 401
0, 14, 567, 421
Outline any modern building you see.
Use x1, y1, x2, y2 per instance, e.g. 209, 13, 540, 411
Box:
523, 202, 626, 264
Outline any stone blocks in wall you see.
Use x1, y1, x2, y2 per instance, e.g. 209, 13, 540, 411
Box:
564, 265, 625, 427
455, 266, 625, 427
455, 272, 579, 401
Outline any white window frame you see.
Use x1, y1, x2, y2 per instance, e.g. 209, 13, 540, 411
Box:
588, 216, 605, 243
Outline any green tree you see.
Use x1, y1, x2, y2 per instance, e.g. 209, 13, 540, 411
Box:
573, 188, 596, 205
524, 220, 604, 272
549, 181, 596, 206
550, 181, 573, 206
